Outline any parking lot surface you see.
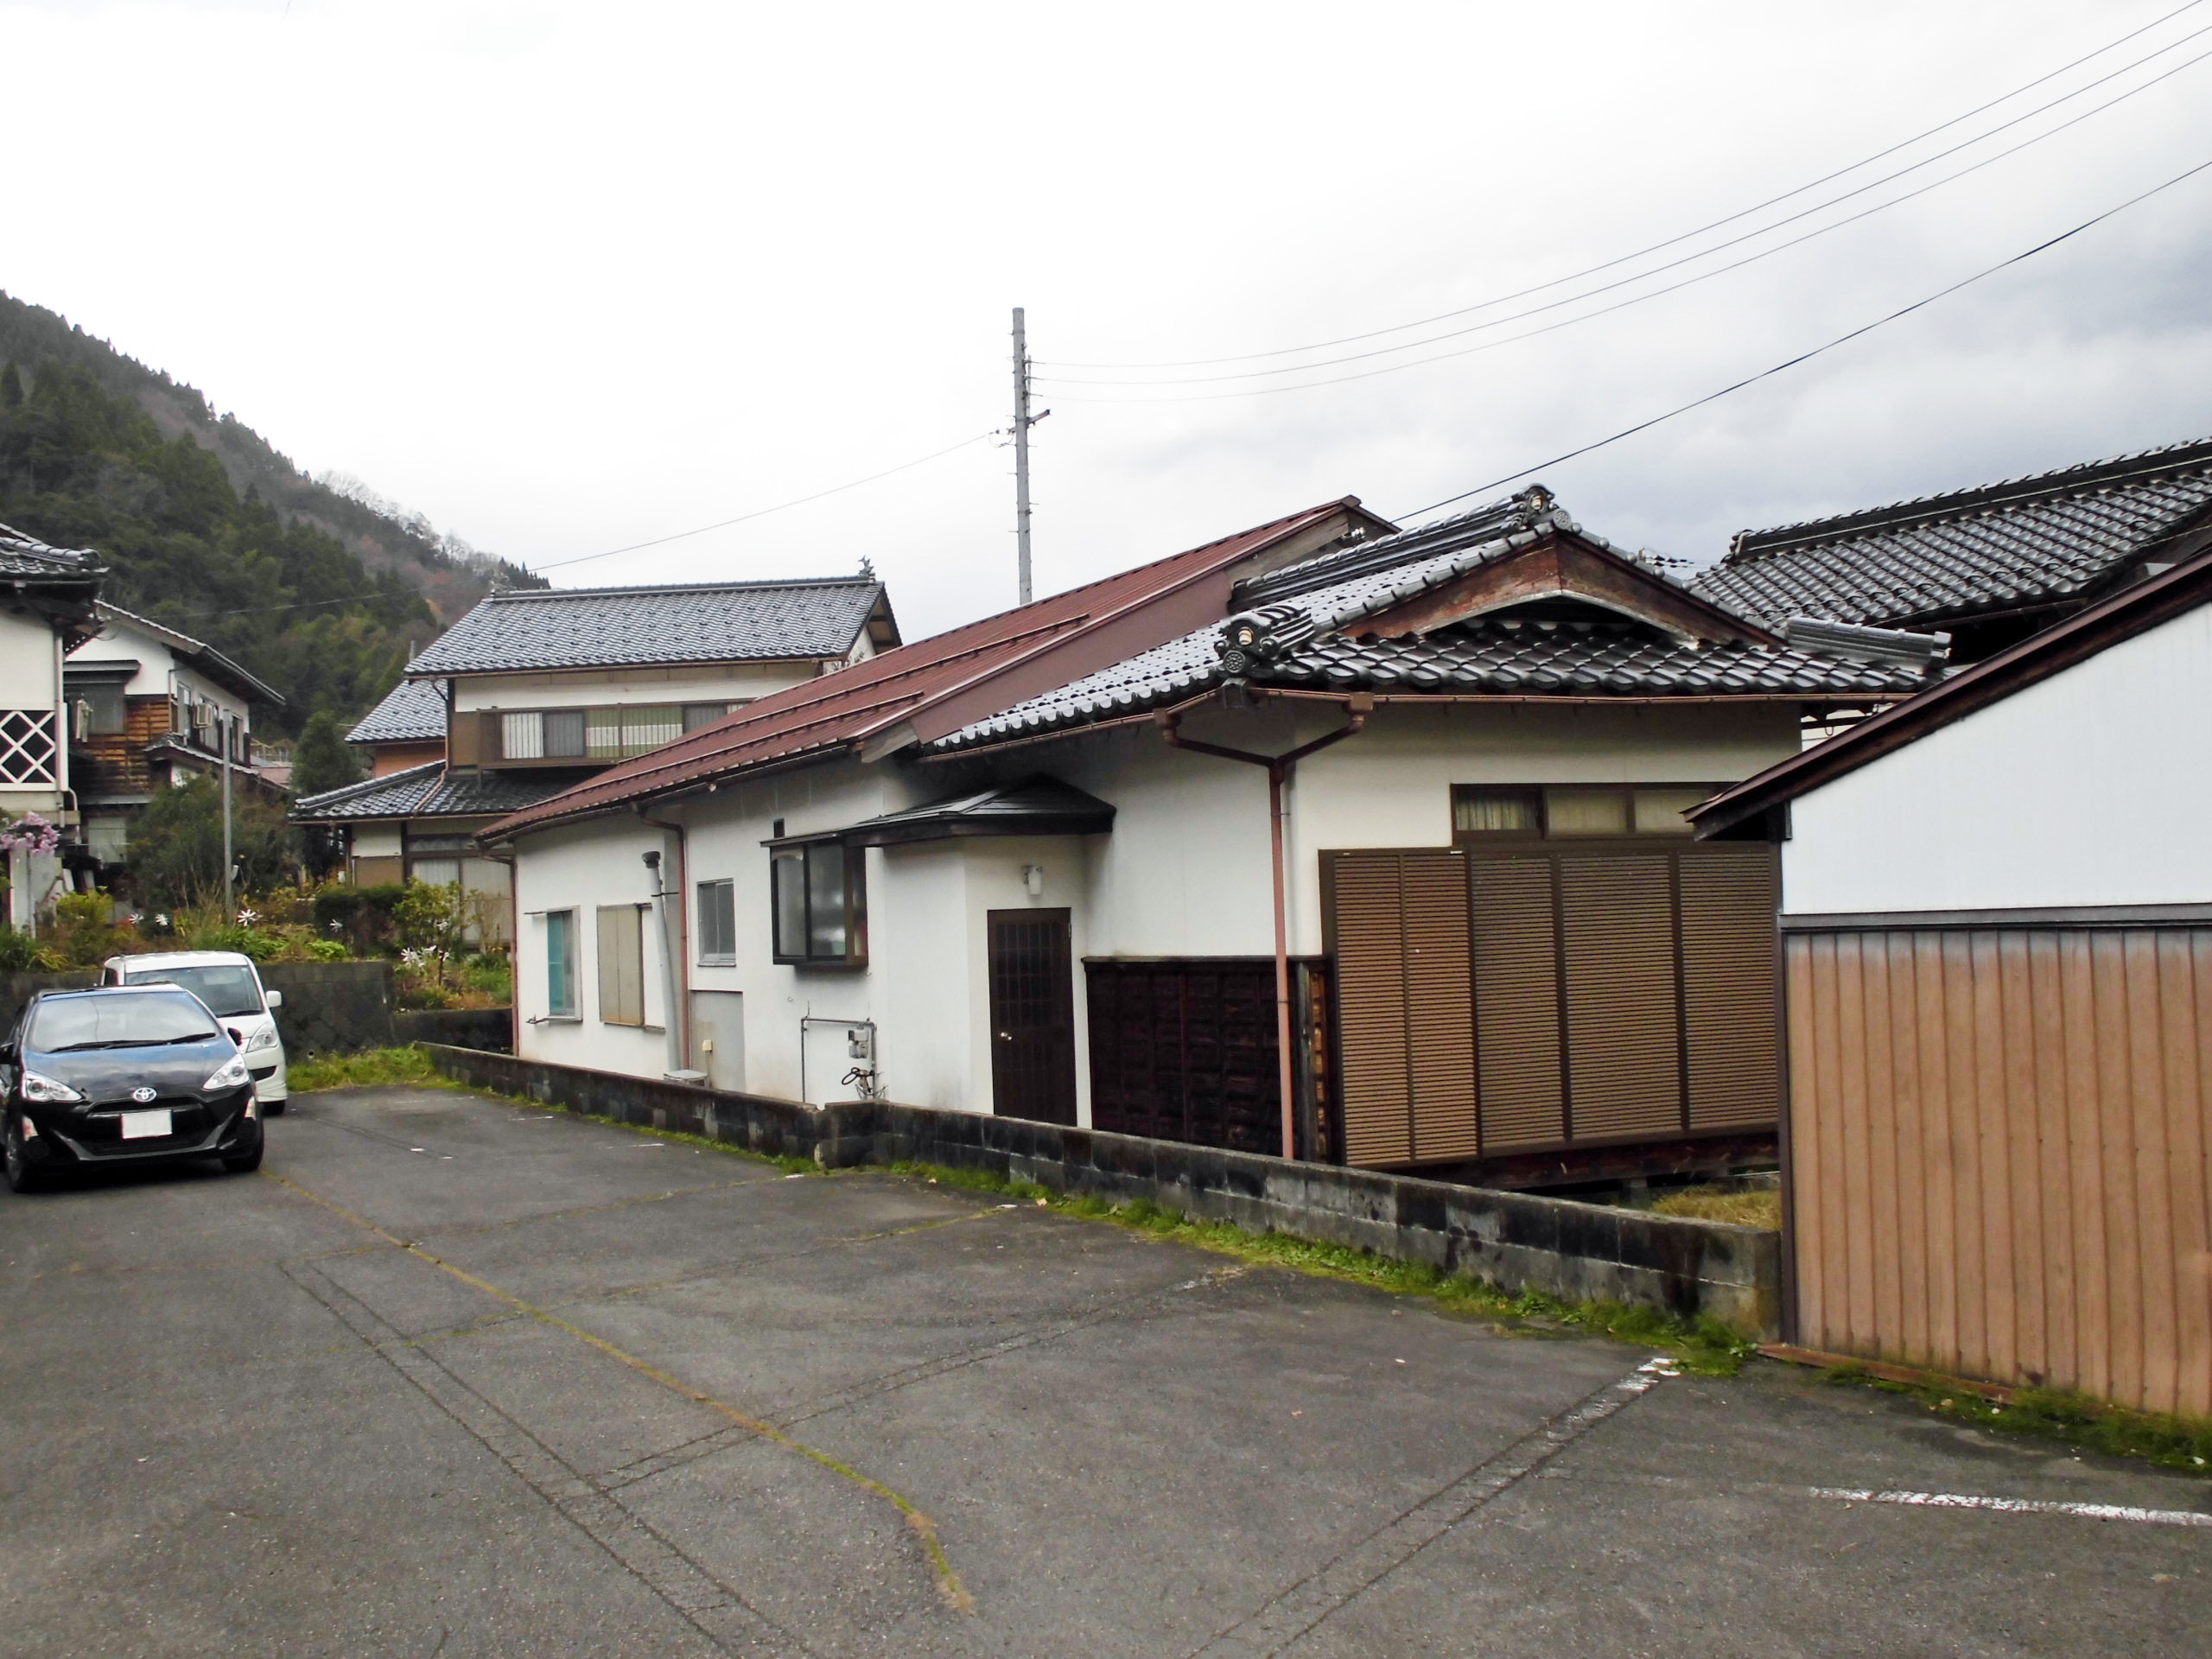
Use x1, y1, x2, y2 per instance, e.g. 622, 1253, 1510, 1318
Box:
3, 1085, 2205, 1657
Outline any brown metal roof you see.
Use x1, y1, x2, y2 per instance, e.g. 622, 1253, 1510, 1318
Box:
1690, 537, 2212, 837
482, 499, 1374, 840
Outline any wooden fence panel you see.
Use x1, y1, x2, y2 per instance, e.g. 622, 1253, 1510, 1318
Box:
1789, 925, 2212, 1418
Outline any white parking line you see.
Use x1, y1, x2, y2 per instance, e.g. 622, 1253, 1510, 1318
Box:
1808, 1487, 2212, 1529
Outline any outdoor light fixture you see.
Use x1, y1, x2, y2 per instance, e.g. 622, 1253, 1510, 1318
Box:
1024, 864, 1046, 897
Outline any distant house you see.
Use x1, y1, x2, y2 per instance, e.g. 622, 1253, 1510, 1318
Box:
480, 490, 1929, 1188
1691, 543, 2212, 1419
0, 524, 103, 926
293, 576, 899, 938
1694, 435, 2212, 664
64, 601, 286, 885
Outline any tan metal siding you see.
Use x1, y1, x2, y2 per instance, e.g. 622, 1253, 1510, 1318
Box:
1402, 850, 1478, 1161
1329, 853, 1416, 1165
1788, 925, 2212, 1419
1471, 856, 1564, 1149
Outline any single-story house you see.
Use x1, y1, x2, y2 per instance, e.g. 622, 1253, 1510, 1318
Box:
482, 488, 1929, 1185
1691, 543, 2212, 1418
1693, 435, 2212, 664
295, 575, 899, 937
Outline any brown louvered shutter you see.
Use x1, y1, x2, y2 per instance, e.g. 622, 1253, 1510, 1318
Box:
1471, 855, 1565, 1149
1679, 844, 1781, 1129
1328, 852, 1415, 1165
1559, 852, 1682, 1140
1401, 850, 1478, 1161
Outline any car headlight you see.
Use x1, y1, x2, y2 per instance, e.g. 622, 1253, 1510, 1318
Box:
245, 1023, 280, 1052
20, 1071, 85, 1104
201, 1054, 252, 1091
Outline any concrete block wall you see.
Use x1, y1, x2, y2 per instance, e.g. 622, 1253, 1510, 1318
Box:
425, 1046, 1780, 1338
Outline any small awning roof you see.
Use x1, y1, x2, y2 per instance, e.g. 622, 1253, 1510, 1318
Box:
819, 777, 1116, 848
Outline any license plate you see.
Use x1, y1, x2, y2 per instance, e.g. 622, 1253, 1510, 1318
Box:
120, 1109, 173, 1141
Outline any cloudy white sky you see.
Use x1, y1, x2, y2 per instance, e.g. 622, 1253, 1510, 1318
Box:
6, 0, 2211, 638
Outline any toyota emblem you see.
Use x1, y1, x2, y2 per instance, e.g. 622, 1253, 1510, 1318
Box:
130, 1087, 156, 1103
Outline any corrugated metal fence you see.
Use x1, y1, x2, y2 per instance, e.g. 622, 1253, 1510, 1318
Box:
1787, 925, 2212, 1418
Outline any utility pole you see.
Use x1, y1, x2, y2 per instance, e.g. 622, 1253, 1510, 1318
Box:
1012, 306, 1033, 605
219, 711, 235, 916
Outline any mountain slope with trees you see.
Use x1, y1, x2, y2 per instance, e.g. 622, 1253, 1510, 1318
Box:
0, 291, 542, 735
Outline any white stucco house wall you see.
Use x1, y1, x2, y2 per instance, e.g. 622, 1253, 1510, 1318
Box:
0, 524, 105, 927
485, 491, 1930, 1183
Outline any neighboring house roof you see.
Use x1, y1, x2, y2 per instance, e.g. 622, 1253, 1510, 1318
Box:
1691, 538, 2212, 837
404, 577, 893, 677
290, 760, 582, 823
1691, 435, 2212, 634
480, 499, 1382, 840
348, 677, 448, 745
836, 778, 1117, 847
75, 601, 286, 707
0, 521, 104, 580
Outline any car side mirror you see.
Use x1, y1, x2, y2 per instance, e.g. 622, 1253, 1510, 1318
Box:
226, 1027, 245, 1049
0, 1041, 15, 1065
264, 990, 283, 1010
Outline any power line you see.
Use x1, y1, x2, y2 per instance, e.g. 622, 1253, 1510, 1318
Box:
1041, 29, 2212, 394
1044, 42, 2212, 409
1039, 0, 2208, 373
1388, 154, 2212, 524
175, 428, 998, 619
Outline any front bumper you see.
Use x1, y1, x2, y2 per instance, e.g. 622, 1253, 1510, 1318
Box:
15, 1087, 262, 1169
248, 1048, 288, 1102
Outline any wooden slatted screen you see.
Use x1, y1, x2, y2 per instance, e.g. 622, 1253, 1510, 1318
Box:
1328, 853, 1421, 1165
1560, 852, 1682, 1141
1680, 846, 1782, 1129
1471, 856, 1564, 1149
1402, 850, 1479, 1160
1084, 960, 1279, 1153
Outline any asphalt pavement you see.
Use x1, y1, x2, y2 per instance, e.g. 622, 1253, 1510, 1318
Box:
2, 1085, 2204, 1657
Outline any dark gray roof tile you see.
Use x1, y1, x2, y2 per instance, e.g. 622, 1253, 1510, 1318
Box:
347, 678, 448, 745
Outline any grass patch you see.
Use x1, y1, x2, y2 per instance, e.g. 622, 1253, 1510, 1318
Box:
882, 1160, 1758, 1375
288, 1046, 458, 1092
1648, 1185, 1781, 1230
1819, 1366, 2212, 1475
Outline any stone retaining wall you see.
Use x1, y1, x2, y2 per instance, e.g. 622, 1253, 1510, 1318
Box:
426, 1046, 1781, 1338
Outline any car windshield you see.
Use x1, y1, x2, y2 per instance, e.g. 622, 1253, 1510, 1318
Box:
30, 993, 222, 1052
124, 964, 264, 1018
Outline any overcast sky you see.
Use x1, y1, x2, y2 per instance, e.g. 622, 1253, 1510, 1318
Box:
7, 0, 2211, 639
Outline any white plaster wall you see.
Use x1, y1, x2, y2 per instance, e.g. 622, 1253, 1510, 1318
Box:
68, 615, 178, 698
510, 818, 673, 1077
0, 610, 61, 710
1781, 604, 2212, 914
454, 662, 819, 713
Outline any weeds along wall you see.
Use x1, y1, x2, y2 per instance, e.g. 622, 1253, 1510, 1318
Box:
424, 1044, 1781, 1338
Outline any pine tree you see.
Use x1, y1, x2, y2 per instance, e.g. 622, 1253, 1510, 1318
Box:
291, 709, 364, 799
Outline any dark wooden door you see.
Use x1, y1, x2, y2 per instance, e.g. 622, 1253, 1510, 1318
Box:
988, 908, 1077, 1124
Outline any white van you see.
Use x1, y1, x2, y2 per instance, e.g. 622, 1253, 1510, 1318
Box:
99, 950, 289, 1113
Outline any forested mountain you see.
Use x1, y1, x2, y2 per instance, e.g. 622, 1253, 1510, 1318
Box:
0, 292, 543, 736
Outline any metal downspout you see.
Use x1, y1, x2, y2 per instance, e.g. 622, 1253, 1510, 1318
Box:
639, 808, 692, 1078
1156, 693, 1370, 1160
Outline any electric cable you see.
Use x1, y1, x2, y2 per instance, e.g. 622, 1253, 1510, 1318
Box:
1040, 29, 2212, 392
1039, 0, 2208, 373
1387, 154, 2212, 524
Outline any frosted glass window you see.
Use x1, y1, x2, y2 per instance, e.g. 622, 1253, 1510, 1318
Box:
410, 858, 462, 888
1633, 787, 1712, 836
621, 705, 683, 754
545, 910, 576, 1016
501, 712, 543, 760
1452, 789, 1540, 836
543, 709, 587, 757
1544, 788, 1630, 836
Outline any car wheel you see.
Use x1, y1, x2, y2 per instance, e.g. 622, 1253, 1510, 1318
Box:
3, 1122, 44, 1194
221, 1142, 264, 1174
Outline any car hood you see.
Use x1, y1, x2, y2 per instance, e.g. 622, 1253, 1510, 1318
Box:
25, 1037, 241, 1104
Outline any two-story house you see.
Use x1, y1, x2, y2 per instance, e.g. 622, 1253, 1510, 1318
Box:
64, 601, 287, 886
0, 524, 104, 927
293, 575, 899, 940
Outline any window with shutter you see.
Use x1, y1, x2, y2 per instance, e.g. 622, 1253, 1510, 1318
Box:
596, 904, 645, 1026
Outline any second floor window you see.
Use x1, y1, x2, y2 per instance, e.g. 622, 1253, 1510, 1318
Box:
499, 705, 715, 762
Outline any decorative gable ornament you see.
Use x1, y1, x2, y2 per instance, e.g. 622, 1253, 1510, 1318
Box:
1217, 606, 1318, 680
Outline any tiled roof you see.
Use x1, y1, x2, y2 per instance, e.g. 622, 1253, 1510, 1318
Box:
86, 601, 283, 706
290, 762, 584, 823
404, 577, 887, 676
841, 777, 1116, 845
934, 618, 1923, 752
480, 499, 1371, 840
0, 521, 103, 580
348, 677, 448, 745
1692, 436, 2212, 632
